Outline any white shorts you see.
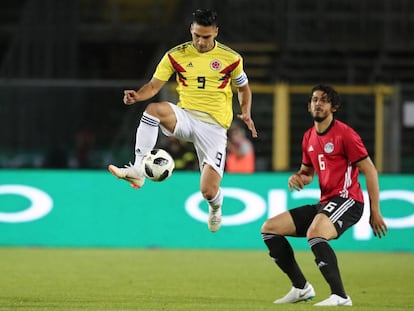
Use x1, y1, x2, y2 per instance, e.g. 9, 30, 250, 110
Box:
159, 103, 227, 177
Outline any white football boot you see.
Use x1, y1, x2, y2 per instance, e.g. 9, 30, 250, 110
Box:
108, 163, 145, 189
314, 294, 352, 306
208, 206, 222, 232
274, 282, 315, 304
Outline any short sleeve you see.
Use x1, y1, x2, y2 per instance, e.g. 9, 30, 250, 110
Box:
231, 57, 248, 87
343, 127, 368, 164
301, 131, 312, 167
153, 53, 175, 82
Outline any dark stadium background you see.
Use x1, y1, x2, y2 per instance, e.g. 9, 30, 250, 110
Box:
0, 0, 413, 173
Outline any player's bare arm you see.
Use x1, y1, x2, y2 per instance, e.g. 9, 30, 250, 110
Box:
356, 157, 388, 238
236, 84, 258, 138
288, 164, 314, 192
123, 77, 166, 105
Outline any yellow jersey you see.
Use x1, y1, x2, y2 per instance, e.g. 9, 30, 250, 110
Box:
153, 41, 248, 129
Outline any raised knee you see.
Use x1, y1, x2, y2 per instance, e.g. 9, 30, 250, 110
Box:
145, 103, 159, 115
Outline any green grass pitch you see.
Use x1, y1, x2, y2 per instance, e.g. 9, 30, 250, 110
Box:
0, 248, 412, 310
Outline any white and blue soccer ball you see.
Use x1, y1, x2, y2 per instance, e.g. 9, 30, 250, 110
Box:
141, 149, 175, 182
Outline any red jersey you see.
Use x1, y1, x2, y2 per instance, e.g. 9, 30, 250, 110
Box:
302, 119, 368, 203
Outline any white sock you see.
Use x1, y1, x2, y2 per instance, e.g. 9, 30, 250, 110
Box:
134, 112, 160, 167
208, 188, 223, 209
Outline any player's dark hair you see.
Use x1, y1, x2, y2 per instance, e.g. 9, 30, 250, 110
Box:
310, 84, 342, 112
192, 9, 218, 27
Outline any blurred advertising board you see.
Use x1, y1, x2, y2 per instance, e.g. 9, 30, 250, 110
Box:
0, 170, 413, 251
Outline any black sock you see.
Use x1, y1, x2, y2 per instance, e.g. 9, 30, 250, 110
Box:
262, 233, 307, 289
309, 237, 347, 298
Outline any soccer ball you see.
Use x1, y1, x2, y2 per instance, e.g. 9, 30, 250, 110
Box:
141, 149, 175, 182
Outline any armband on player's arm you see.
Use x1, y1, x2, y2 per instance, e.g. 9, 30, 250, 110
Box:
233, 71, 248, 87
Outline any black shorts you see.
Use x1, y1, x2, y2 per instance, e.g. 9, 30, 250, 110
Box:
289, 196, 364, 238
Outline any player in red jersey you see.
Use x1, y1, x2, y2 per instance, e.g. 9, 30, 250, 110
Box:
261, 85, 388, 306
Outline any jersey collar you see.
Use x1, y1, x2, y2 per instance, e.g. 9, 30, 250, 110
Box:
316, 118, 335, 136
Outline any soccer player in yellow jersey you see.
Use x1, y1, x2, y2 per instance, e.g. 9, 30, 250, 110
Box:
108, 8, 257, 232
